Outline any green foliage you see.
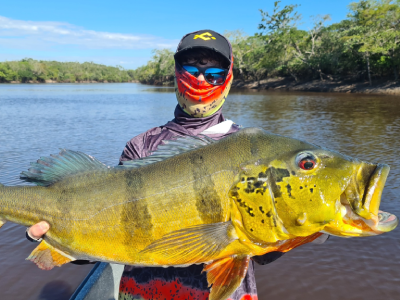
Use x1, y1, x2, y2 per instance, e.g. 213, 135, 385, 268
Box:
128, 49, 175, 85
131, 0, 400, 84
0, 59, 136, 83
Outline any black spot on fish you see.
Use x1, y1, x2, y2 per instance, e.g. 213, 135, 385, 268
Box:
244, 182, 255, 194
268, 167, 290, 183
261, 219, 265, 223
241, 177, 245, 182
286, 184, 295, 199
310, 188, 313, 193
291, 171, 295, 175
258, 172, 267, 179
266, 210, 272, 217
231, 191, 239, 198
230, 187, 239, 198
300, 186, 303, 189
310, 199, 312, 201
247, 177, 256, 182
259, 206, 265, 213
254, 181, 263, 188
314, 184, 316, 187
250, 228, 254, 232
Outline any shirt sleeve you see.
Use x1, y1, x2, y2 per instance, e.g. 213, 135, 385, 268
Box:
119, 127, 163, 163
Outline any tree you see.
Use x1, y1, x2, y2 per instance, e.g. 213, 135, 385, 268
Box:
258, 1, 302, 81
225, 30, 265, 82
346, 0, 400, 84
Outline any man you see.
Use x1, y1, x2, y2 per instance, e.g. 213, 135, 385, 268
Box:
27, 30, 284, 300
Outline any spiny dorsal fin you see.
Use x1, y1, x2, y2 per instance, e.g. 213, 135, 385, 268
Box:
119, 135, 216, 168
20, 149, 108, 186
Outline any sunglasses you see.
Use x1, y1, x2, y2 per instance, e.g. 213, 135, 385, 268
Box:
182, 65, 228, 85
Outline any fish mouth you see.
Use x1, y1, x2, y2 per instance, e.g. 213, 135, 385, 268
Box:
335, 163, 398, 236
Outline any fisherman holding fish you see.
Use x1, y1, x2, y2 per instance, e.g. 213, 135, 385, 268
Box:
27, 30, 282, 300
20, 30, 397, 300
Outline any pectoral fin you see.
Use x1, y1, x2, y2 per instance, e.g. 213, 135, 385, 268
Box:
141, 222, 238, 265
27, 240, 75, 270
204, 255, 251, 300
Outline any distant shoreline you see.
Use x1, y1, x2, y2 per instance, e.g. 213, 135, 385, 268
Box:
3, 78, 400, 96
230, 78, 400, 96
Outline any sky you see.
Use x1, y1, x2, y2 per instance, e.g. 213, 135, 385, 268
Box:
0, 0, 355, 69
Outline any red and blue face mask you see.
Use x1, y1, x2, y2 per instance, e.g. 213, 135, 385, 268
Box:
174, 58, 233, 118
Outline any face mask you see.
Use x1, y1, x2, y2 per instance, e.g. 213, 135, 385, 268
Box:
174, 61, 233, 118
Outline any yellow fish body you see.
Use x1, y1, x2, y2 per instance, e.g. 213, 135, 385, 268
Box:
0, 128, 397, 300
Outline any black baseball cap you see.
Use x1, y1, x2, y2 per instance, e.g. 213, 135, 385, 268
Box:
174, 30, 232, 66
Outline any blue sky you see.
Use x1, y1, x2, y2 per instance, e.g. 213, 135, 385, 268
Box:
0, 0, 354, 69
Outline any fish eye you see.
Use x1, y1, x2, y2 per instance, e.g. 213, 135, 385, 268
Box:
296, 153, 317, 170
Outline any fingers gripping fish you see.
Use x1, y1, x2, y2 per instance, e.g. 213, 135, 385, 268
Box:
0, 128, 397, 300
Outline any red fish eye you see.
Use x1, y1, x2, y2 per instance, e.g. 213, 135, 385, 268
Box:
299, 159, 316, 170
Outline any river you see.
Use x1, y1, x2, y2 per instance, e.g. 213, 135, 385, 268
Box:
0, 83, 399, 300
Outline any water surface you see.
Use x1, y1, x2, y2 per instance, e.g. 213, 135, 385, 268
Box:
0, 83, 399, 300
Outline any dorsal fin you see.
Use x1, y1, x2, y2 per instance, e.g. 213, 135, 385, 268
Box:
119, 135, 216, 168
20, 149, 108, 186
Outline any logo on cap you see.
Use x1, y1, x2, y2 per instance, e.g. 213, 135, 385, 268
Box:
193, 32, 216, 41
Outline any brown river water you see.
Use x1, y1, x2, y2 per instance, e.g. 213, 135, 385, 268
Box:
0, 83, 399, 300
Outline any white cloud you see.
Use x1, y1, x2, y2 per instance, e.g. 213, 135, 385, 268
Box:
0, 16, 178, 50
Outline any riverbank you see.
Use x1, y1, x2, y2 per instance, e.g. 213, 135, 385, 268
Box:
231, 78, 400, 95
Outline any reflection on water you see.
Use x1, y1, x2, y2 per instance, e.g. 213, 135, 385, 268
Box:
37, 281, 73, 300
0, 84, 399, 300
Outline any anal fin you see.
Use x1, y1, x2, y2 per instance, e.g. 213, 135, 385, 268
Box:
27, 240, 75, 270
204, 255, 250, 300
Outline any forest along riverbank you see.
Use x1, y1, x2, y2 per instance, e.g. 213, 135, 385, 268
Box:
231, 78, 400, 96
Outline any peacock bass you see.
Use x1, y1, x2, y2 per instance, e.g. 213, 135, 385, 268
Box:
0, 128, 397, 300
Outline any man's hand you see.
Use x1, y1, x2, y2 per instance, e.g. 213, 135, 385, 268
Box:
27, 221, 50, 241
